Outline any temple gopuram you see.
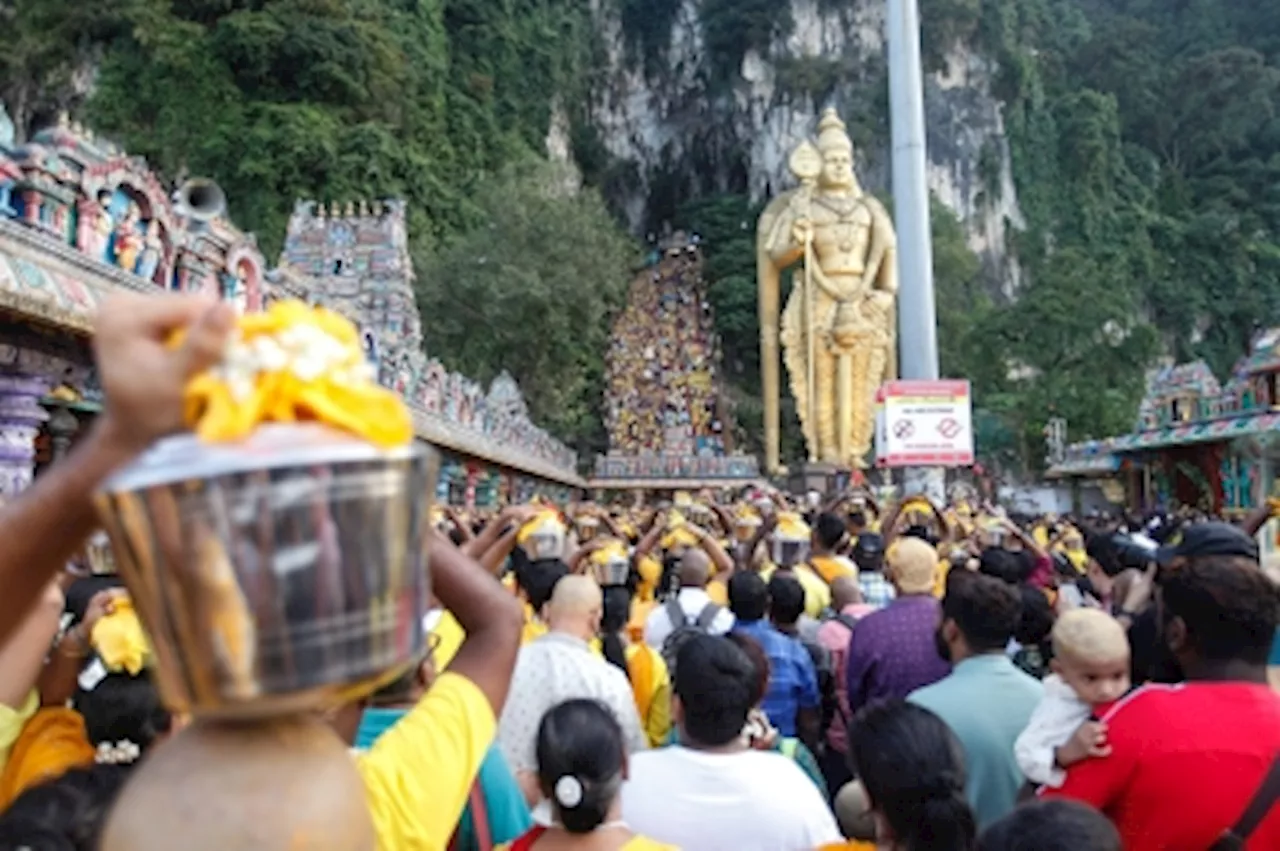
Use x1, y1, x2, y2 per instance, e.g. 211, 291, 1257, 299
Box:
0, 107, 581, 502
591, 232, 761, 493
1049, 333, 1280, 520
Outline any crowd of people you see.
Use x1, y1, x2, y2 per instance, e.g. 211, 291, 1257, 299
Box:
0, 291, 1277, 850
605, 238, 728, 458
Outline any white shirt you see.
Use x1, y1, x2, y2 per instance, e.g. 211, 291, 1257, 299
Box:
1013, 673, 1092, 787
622, 745, 841, 850
496, 632, 648, 774
643, 587, 735, 648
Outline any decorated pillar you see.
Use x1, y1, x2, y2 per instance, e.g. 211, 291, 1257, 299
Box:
0, 374, 50, 496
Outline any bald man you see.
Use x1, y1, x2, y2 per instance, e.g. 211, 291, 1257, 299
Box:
496, 574, 647, 806
644, 548, 736, 648
544, 574, 604, 642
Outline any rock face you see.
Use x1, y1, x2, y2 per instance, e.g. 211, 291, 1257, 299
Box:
587, 0, 1022, 291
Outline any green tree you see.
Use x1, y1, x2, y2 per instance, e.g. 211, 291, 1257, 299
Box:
413, 161, 638, 457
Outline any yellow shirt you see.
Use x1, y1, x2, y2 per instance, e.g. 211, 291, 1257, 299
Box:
706, 579, 728, 606
809, 554, 857, 585
0, 705, 94, 809
761, 565, 830, 618
357, 672, 494, 851
432, 611, 466, 669
625, 644, 672, 748
0, 690, 38, 775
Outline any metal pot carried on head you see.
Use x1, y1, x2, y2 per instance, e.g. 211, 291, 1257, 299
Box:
95, 422, 438, 720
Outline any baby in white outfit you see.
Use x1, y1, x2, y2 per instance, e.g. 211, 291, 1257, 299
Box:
1015, 607, 1131, 787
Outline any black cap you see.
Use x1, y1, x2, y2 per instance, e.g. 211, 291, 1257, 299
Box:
1154, 522, 1259, 566
853, 532, 884, 557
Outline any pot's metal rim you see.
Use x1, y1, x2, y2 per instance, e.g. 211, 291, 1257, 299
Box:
102, 422, 425, 494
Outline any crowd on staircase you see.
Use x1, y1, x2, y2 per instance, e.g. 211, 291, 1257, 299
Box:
604, 235, 729, 459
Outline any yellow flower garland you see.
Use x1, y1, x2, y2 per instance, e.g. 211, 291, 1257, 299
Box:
176, 300, 412, 447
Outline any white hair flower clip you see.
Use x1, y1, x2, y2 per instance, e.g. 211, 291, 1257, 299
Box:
95, 740, 141, 765
554, 774, 583, 808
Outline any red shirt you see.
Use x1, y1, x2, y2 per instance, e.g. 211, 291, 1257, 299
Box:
1042, 682, 1280, 850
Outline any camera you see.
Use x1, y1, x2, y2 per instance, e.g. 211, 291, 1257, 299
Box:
1109, 532, 1158, 571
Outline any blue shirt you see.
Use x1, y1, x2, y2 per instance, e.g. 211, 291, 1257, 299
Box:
356, 708, 532, 849
1269, 629, 1280, 666
733, 619, 820, 736
908, 654, 1043, 828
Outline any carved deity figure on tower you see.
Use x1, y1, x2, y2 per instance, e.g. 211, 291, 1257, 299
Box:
757, 108, 898, 473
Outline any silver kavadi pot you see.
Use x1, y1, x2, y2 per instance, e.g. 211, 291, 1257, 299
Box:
94, 422, 438, 719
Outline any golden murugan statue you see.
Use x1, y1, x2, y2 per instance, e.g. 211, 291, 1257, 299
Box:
757, 108, 898, 473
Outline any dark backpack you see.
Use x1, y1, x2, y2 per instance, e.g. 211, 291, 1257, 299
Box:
660, 598, 721, 679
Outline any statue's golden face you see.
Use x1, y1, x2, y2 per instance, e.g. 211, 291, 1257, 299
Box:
821, 147, 855, 189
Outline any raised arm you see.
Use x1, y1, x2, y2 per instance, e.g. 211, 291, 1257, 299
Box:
432, 528, 524, 715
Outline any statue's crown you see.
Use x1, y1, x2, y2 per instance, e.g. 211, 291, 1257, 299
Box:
816, 108, 853, 153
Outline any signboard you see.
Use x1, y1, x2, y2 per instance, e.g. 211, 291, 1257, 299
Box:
875, 380, 974, 467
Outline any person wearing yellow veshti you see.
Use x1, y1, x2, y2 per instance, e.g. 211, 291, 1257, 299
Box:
592, 543, 672, 748
761, 513, 830, 619
514, 510, 570, 645
163, 295, 528, 851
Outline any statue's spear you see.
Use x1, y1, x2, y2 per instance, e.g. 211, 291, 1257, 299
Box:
789, 142, 823, 465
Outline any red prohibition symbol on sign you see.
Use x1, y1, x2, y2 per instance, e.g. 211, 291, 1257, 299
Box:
937, 418, 962, 439
893, 420, 914, 439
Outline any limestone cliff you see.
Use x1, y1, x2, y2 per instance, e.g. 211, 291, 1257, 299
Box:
577, 0, 1023, 292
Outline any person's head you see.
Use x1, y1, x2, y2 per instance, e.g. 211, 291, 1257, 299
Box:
847, 508, 869, 534
936, 571, 1021, 664
812, 512, 848, 555
599, 585, 634, 680
544, 576, 603, 642
816, 109, 857, 189
516, 558, 570, 614
73, 671, 171, 763
885, 537, 938, 595
1014, 585, 1055, 650
832, 780, 877, 842
1160, 555, 1280, 680
0, 763, 132, 851
830, 575, 863, 611
677, 548, 712, 589
727, 571, 769, 622
672, 635, 756, 748
1084, 533, 1126, 600
852, 532, 885, 573
767, 574, 805, 630
536, 699, 628, 834
1050, 608, 1130, 705
849, 700, 976, 851
978, 547, 1029, 586
978, 799, 1121, 851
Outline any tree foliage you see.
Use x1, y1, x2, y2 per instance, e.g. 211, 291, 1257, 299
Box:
965, 0, 1280, 472
414, 162, 637, 456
